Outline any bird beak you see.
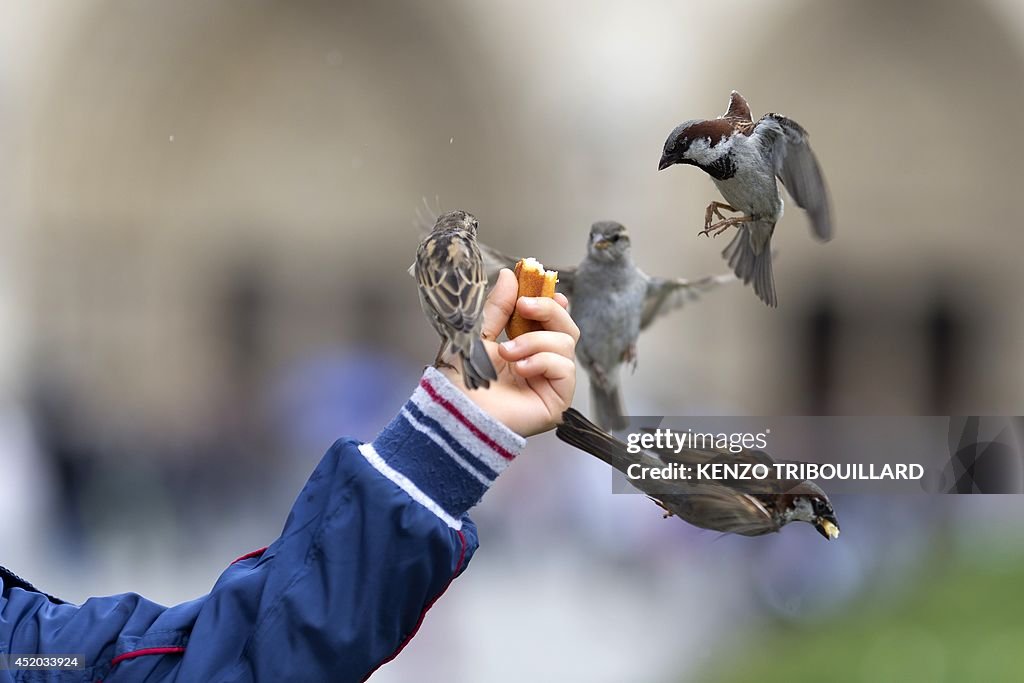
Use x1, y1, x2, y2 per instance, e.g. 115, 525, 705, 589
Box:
815, 516, 841, 541
594, 239, 611, 250
658, 156, 672, 171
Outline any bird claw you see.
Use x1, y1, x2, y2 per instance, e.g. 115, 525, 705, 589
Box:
702, 220, 743, 238
621, 344, 638, 371
698, 226, 728, 238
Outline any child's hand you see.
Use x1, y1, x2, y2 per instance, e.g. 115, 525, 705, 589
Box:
438, 268, 578, 437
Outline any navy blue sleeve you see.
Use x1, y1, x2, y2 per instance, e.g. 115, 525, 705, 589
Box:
0, 368, 525, 682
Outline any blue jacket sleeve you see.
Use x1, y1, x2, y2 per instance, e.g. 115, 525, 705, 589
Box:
0, 368, 525, 682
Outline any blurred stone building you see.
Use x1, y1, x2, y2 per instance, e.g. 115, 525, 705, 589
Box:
7, 0, 1022, 435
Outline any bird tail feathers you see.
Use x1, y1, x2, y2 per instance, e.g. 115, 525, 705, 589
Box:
556, 408, 634, 472
722, 224, 777, 307
590, 382, 628, 432
460, 337, 497, 390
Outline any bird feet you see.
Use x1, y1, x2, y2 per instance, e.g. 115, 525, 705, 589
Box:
698, 214, 754, 238
700, 202, 755, 237
621, 344, 638, 373
701, 201, 735, 236
648, 496, 675, 518
433, 340, 455, 371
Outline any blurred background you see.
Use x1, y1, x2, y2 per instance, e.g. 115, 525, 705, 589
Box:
3, 0, 1024, 679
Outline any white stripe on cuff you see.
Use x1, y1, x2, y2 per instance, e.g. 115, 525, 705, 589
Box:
409, 387, 515, 474
357, 442, 462, 530
420, 368, 525, 455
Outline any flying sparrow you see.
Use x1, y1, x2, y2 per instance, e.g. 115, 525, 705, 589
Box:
479, 221, 735, 430
556, 408, 841, 539
414, 209, 497, 390
658, 91, 832, 307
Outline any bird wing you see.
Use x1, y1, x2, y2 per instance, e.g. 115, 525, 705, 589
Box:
756, 113, 833, 241
721, 90, 753, 123
477, 239, 519, 285
657, 489, 779, 536
641, 433, 809, 495
557, 409, 787, 536
639, 272, 737, 331
416, 232, 487, 333
647, 440, 776, 469
552, 267, 575, 299
476, 239, 577, 298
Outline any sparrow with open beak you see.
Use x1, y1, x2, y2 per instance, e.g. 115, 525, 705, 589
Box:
414, 209, 497, 390
479, 221, 735, 431
658, 91, 832, 307
556, 408, 841, 539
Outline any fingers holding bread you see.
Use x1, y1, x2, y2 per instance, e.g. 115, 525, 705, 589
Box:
506, 259, 559, 339
512, 296, 580, 344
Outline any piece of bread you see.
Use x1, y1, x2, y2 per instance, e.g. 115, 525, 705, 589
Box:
505, 258, 558, 339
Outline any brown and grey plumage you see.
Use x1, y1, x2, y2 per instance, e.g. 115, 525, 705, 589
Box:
556, 408, 840, 539
479, 222, 735, 430
414, 209, 497, 390
659, 91, 833, 307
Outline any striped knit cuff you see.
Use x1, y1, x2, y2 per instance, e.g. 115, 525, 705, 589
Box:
360, 367, 526, 527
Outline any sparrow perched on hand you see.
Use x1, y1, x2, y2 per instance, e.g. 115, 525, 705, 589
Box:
414, 209, 497, 390
658, 91, 832, 307
557, 408, 841, 539
479, 221, 734, 431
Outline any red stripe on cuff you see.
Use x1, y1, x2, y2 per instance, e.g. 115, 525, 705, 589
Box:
419, 378, 515, 461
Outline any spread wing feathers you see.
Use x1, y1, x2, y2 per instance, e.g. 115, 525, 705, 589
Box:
722, 90, 753, 123
757, 113, 833, 241
641, 435, 776, 469
475, 239, 577, 297
636, 428, 813, 495
558, 409, 785, 535
558, 409, 775, 491
416, 232, 487, 333
639, 272, 737, 330
477, 240, 519, 285
655, 489, 779, 536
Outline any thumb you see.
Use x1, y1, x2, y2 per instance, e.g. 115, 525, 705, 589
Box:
481, 268, 518, 340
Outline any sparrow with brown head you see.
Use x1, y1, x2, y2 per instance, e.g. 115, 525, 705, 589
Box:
659, 91, 832, 307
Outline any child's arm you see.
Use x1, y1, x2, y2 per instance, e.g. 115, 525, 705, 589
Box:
0, 268, 577, 683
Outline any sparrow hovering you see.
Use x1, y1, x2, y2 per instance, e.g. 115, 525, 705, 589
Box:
557, 408, 841, 540
414, 209, 497, 390
658, 91, 832, 307
479, 221, 735, 430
